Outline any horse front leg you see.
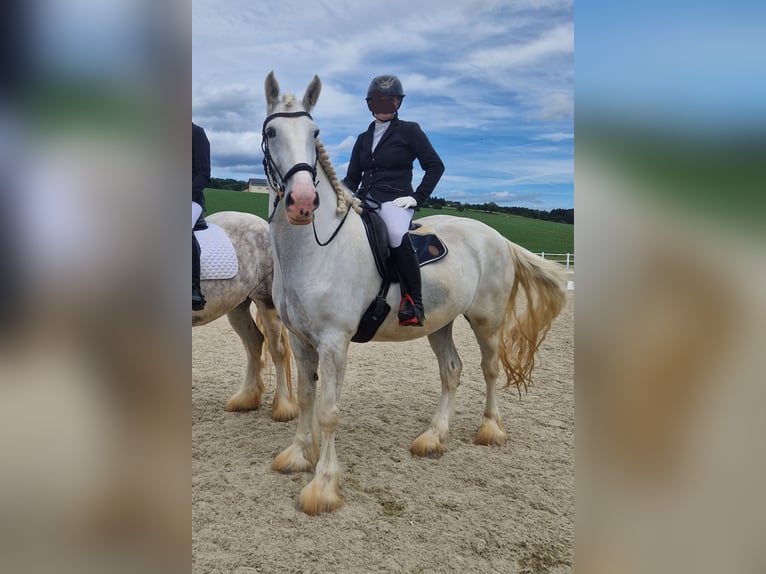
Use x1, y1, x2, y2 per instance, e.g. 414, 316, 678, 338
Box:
253, 301, 299, 422
272, 335, 319, 474
299, 341, 349, 515
224, 300, 266, 412
411, 322, 462, 458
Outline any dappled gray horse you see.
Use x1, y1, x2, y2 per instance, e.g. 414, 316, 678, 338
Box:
193, 210, 297, 421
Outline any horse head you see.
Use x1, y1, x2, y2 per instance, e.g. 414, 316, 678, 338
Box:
263, 72, 322, 225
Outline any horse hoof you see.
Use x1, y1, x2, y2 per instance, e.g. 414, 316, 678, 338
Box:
300, 477, 343, 515
271, 399, 300, 422
225, 391, 263, 412
474, 419, 508, 446
410, 433, 445, 459
272, 445, 314, 474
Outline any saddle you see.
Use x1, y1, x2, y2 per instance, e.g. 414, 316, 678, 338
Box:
360, 208, 448, 282
351, 208, 448, 343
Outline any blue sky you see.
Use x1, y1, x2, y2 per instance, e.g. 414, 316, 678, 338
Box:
192, 0, 573, 210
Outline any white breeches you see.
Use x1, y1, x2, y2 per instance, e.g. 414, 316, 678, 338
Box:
377, 201, 414, 247
192, 201, 203, 229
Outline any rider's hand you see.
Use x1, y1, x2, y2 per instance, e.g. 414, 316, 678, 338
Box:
392, 196, 417, 209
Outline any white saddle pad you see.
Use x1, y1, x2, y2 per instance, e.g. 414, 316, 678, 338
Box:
195, 223, 238, 280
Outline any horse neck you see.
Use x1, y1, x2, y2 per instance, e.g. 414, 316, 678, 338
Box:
268, 152, 377, 319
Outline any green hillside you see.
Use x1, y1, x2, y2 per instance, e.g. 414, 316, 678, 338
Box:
204, 188, 271, 217
203, 188, 573, 255
415, 206, 573, 254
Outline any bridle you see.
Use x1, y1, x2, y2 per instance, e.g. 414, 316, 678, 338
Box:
261, 111, 319, 220
261, 109, 352, 245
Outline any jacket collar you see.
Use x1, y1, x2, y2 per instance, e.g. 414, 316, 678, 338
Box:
365, 116, 398, 146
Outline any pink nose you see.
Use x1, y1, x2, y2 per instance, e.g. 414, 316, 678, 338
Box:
285, 178, 319, 225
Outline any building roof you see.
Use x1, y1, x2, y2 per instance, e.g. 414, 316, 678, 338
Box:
248, 178, 268, 186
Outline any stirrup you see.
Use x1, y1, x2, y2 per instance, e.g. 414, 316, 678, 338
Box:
398, 294, 424, 327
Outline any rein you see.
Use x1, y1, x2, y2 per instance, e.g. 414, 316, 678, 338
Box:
312, 202, 352, 246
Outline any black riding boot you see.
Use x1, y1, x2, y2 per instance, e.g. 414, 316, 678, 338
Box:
391, 235, 424, 326
192, 233, 206, 311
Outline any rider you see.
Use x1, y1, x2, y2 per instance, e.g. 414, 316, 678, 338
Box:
343, 74, 444, 326
192, 122, 211, 311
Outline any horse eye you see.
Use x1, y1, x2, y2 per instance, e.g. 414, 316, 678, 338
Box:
314, 129, 320, 139
266, 127, 276, 138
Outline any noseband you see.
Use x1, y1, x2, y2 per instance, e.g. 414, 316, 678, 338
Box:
261, 111, 318, 202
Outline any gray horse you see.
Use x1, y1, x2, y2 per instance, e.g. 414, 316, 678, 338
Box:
192, 210, 298, 421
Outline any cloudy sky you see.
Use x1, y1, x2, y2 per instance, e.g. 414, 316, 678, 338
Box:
192, 0, 573, 210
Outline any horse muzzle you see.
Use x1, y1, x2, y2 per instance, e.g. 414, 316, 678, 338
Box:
284, 184, 320, 225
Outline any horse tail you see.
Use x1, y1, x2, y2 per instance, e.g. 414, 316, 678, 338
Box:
253, 312, 267, 364
255, 313, 293, 396
280, 325, 293, 397
498, 243, 567, 395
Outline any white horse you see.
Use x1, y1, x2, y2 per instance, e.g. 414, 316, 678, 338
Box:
193, 210, 298, 422
262, 72, 567, 514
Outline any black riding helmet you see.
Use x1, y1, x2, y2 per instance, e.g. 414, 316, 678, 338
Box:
366, 75, 405, 115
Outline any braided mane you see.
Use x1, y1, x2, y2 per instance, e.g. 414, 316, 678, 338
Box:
316, 138, 361, 215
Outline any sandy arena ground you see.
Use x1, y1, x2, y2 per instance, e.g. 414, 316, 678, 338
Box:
193, 290, 574, 573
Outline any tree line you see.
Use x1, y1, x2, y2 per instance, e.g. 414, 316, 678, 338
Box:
208, 178, 573, 225
423, 196, 573, 224
210, 177, 249, 191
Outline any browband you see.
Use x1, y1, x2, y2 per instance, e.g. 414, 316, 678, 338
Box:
262, 111, 314, 133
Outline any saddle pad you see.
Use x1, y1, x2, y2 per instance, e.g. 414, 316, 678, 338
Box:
195, 223, 238, 280
411, 233, 448, 267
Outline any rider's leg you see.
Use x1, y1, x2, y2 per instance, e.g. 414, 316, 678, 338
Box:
192, 233, 205, 311
192, 201, 206, 311
390, 234, 424, 326
377, 200, 423, 326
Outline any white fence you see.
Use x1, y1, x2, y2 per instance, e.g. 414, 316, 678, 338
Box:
537, 252, 574, 270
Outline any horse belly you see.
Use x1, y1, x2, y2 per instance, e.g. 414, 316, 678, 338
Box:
370, 280, 472, 342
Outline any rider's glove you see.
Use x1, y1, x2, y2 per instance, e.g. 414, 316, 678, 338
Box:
392, 196, 417, 209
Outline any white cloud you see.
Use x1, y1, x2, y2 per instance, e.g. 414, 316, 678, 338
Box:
539, 91, 573, 120
532, 132, 574, 142
192, 0, 573, 209
451, 22, 573, 74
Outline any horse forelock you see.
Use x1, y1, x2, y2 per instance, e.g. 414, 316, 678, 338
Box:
283, 94, 297, 108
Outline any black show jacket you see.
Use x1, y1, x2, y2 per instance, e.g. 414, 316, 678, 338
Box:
343, 117, 444, 206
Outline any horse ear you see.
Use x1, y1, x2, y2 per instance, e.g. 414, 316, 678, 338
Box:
302, 75, 321, 112
265, 71, 280, 112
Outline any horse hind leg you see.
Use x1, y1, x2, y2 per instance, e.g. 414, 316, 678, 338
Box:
471, 327, 508, 446
253, 300, 299, 422
411, 321, 462, 459
224, 300, 266, 412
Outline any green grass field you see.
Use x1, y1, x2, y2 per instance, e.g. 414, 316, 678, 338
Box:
203, 188, 574, 255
